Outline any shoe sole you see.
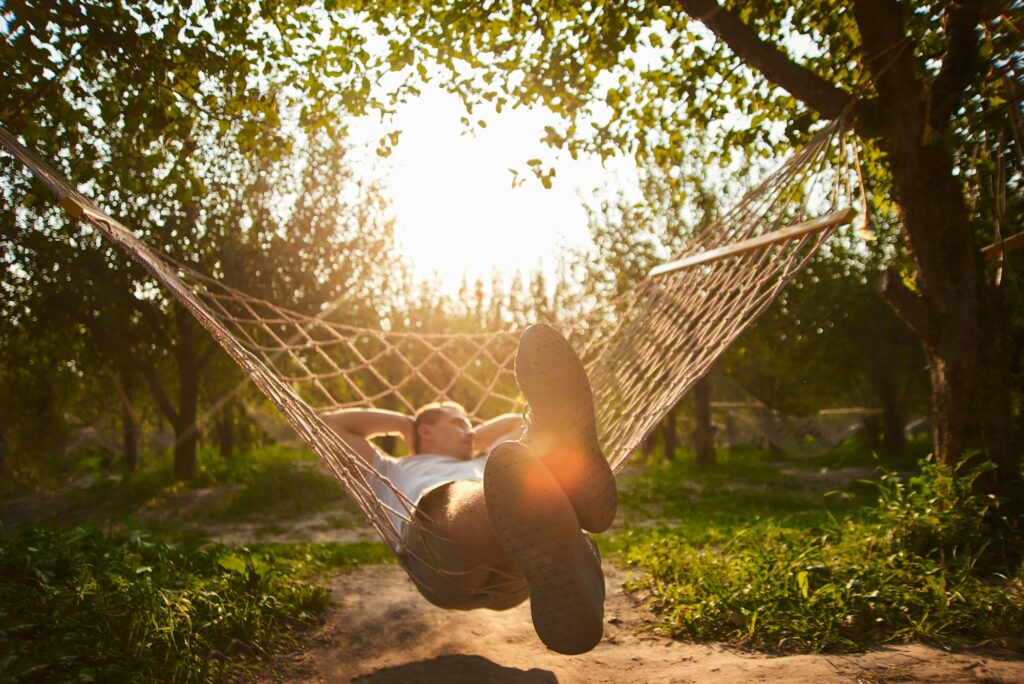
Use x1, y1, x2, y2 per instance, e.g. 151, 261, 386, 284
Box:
516, 324, 617, 533
484, 442, 605, 655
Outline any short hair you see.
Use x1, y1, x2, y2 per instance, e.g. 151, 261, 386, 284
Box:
412, 401, 467, 454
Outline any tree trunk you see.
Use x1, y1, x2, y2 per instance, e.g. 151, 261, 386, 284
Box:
865, 355, 905, 458
144, 309, 207, 482
675, 0, 1019, 492
862, 414, 881, 452
724, 413, 737, 452
0, 423, 7, 479
878, 149, 1013, 483
850, 0, 1015, 490
693, 376, 716, 468
217, 398, 235, 461
112, 367, 140, 473
121, 382, 139, 474
662, 404, 678, 461
173, 350, 200, 481
641, 431, 656, 457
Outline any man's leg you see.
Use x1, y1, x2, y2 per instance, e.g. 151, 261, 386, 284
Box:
412, 462, 604, 655
403, 480, 530, 612
476, 324, 613, 655
417, 480, 510, 580
484, 441, 606, 655
515, 324, 617, 533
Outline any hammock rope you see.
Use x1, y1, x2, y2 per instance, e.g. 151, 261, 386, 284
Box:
1, 120, 859, 581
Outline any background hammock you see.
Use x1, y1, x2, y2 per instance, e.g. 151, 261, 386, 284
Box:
706, 372, 879, 457
0, 121, 858, 578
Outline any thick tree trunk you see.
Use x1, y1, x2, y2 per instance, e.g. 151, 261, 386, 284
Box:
849, 0, 1016, 491
675, 0, 1018, 492
693, 376, 716, 468
877, 145, 1013, 482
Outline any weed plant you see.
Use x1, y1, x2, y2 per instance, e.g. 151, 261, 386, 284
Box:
0, 524, 390, 682
611, 453, 1023, 653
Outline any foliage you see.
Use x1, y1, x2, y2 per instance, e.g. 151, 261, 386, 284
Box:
1, 1, 407, 479
0, 525, 388, 682
357, 0, 1023, 478
359, 0, 1020, 194
610, 455, 1024, 652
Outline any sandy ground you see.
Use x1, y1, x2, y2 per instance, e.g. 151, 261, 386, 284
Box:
259, 562, 1024, 684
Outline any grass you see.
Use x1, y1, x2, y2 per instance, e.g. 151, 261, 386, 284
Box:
8, 438, 1021, 665
607, 448, 1024, 653
617, 445, 879, 540
69, 445, 355, 529
0, 523, 392, 683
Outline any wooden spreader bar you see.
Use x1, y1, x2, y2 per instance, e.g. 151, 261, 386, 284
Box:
649, 207, 857, 278
982, 231, 1024, 259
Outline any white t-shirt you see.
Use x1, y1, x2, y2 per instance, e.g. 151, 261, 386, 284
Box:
368, 451, 487, 536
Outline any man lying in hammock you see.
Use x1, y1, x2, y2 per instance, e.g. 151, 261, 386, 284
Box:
321, 324, 617, 655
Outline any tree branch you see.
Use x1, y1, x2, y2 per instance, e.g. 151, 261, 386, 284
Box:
877, 269, 935, 347
673, 0, 856, 119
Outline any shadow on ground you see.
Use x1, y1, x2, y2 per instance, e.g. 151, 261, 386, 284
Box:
352, 654, 557, 683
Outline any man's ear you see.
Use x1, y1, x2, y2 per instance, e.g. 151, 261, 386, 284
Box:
416, 422, 433, 449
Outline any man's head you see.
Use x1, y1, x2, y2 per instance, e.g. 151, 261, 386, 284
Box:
413, 402, 473, 459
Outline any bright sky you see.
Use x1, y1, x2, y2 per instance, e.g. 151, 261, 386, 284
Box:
350, 86, 639, 295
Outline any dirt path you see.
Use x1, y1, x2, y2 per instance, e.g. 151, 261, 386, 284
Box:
260, 563, 1024, 683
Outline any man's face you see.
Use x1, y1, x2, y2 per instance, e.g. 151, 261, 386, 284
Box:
419, 407, 474, 459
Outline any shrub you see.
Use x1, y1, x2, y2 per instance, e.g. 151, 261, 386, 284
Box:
614, 458, 1024, 652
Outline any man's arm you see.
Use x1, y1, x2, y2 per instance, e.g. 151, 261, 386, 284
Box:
472, 412, 526, 454
319, 408, 415, 464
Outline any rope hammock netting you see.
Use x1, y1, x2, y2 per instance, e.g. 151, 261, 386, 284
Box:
0, 120, 863, 589
706, 372, 879, 457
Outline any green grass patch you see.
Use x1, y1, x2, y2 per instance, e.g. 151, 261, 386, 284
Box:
77, 446, 351, 527
214, 461, 347, 522
0, 525, 391, 682
610, 455, 1024, 652
620, 446, 877, 541
799, 432, 934, 471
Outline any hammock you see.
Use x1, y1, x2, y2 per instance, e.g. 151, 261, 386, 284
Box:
708, 373, 876, 457
0, 121, 859, 587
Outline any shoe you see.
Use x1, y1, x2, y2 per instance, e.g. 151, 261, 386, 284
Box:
484, 441, 605, 654
515, 324, 617, 533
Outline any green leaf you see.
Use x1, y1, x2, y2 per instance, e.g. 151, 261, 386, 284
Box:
218, 554, 247, 574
